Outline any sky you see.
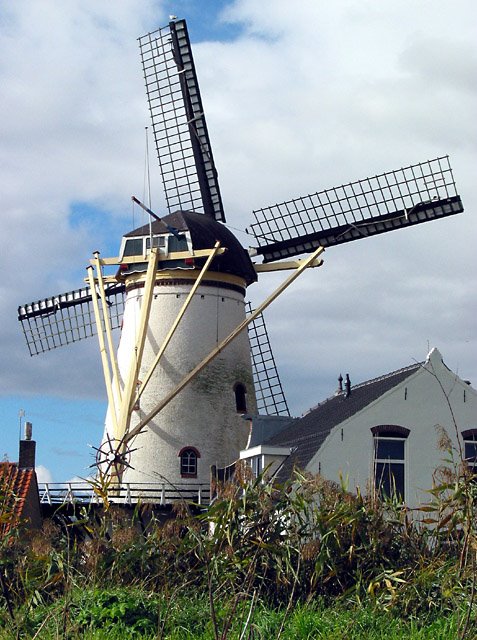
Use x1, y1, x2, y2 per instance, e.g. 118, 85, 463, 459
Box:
0, 0, 475, 483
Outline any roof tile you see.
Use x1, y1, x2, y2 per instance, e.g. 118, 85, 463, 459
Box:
0, 463, 36, 533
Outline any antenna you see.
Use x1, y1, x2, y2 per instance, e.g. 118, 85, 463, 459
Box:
145, 126, 153, 240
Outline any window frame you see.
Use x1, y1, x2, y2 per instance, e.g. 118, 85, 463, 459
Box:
371, 425, 410, 501
145, 235, 167, 253
122, 237, 144, 257
249, 454, 263, 478
178, 446, 201, 479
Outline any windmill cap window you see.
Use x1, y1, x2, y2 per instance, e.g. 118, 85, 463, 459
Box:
120, 234, 169, 260
146, 236, 167, 251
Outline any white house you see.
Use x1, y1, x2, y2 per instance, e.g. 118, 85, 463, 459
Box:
241, 348, 477, 509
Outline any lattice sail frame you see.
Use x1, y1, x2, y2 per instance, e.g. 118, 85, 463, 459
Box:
18, 284, 124, 356
138, 20, 225, 222
246, 304, 290, 417
249, 156, 463, 262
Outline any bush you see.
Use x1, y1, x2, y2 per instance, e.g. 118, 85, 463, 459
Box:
1, 463, 476, 638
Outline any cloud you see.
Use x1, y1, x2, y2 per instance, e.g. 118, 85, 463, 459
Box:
66, 475, 94, 484
0, 1, 475, 478
35, 465, 53, 484
0, 1, 164, 398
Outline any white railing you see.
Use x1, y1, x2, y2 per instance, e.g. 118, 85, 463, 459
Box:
39, 482, 210, 506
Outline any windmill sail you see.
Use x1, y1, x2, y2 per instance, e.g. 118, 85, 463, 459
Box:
139, 19, 225, 222
18, 284, 124, 356
247, 304, 290, 416
249, 156, 463, 262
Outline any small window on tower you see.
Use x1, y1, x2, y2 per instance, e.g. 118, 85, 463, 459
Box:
234, 383, 247, 413
179, 447, 200, 478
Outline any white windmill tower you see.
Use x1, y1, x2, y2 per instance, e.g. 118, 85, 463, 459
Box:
18, 19, 464, 502
101, 209, 260, 491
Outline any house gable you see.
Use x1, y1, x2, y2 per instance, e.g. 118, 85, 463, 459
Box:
306, 348, 477, 507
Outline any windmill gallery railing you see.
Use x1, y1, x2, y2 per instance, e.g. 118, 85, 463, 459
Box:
39, 482, 211, 506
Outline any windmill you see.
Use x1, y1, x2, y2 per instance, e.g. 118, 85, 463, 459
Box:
18, 19, 463, 499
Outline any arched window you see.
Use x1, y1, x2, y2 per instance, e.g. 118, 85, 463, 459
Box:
178, 447, 200, 478
371, 425, 410, 500
234, 383, 247, 413
462, 429, 477, 476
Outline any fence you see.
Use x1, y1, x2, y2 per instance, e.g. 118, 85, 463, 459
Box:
39, 482, 211, 506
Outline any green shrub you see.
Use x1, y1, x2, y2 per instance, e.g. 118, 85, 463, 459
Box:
1, 459, 476, 638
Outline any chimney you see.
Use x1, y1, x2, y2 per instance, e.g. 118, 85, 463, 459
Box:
344, 374, 351, 398
19, 421, 36, 469
336, 374, 343, 395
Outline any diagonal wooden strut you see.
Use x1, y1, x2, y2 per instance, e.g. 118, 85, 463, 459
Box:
123, 245, 325, 445
93, 252, 122, 406
87, 266, 120, 437
116, 248, 158, 442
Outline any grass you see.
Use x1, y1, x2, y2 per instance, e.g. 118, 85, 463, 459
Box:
0, 590, 465, 639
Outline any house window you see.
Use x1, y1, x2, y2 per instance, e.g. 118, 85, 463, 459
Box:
234, 383, 247, 413
371, 425, 410, 501
179, 447, 200, 478
462, 430, 477, 476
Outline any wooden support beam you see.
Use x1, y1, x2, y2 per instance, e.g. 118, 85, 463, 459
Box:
92, 247, 226, 267
254, 257, 324, 272
87, 267, 120, 437
116, 249, 158, 441
93, 252, 122, 405
124, 245, 325, 445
